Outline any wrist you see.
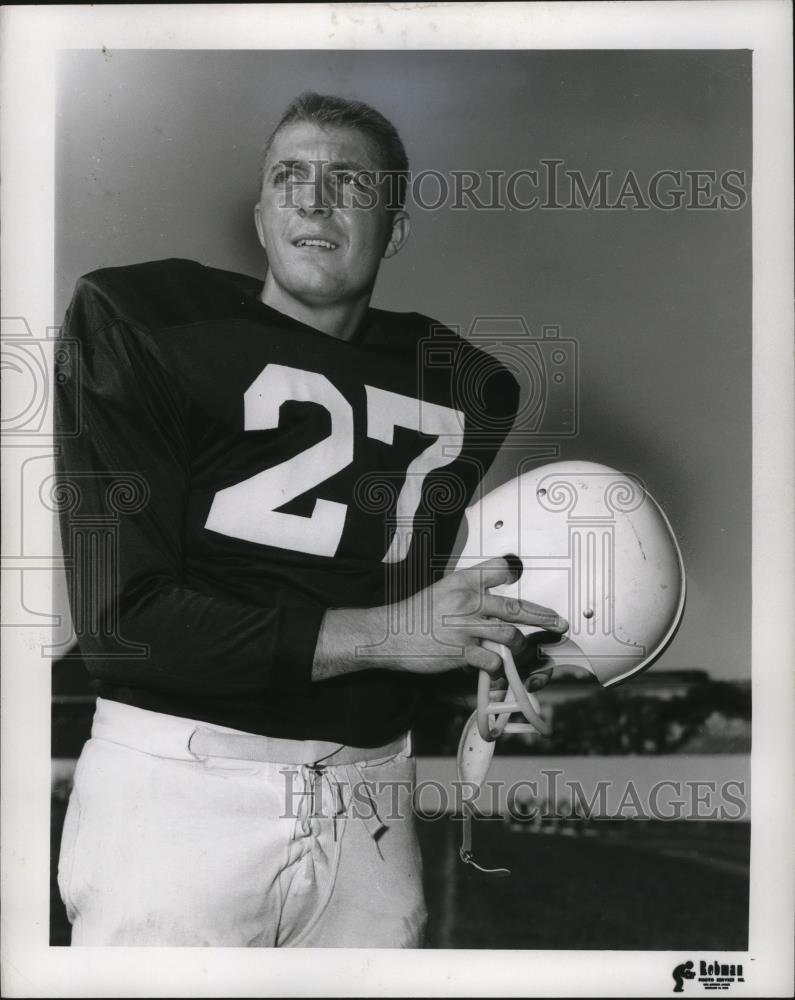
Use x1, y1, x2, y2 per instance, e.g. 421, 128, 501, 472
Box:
312, 605, 400, 681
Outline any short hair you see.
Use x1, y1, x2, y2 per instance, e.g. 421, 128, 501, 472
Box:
258, 91, 409, 210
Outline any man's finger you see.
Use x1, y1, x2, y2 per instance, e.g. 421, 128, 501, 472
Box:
525, 668, 554, 692
459, 556, 521, 590
468, 620, 523, 650
474, 619, 529, 657
463, 642, 502, 675
479, 593, 568, 633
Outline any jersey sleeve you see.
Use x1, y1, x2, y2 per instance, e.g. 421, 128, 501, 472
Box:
55, 276, 325, 698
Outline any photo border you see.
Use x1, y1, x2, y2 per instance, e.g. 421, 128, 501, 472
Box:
1, 3, 792, 996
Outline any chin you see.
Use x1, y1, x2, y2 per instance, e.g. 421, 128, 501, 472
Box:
290, 274, 346, 298
269, 263, 370, 308
279, 283, 346, 309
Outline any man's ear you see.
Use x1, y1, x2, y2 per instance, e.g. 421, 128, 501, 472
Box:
383, 211, 411, 260
254, 203, 266, 249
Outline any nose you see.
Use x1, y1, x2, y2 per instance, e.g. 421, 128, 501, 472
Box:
293, 172, 333, 218
298, 200, 332, 219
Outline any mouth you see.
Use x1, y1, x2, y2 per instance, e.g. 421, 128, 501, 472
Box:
293, 237, 339, 250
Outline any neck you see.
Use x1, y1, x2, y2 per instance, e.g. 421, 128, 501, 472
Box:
260, 275, 371, 342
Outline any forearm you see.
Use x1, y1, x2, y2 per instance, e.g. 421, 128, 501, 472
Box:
311, 559, 568, 683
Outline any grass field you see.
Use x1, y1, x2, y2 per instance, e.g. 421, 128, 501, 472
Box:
50, 795, 748, 949
420, 818, 749, 949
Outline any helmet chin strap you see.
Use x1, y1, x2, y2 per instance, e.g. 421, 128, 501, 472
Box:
459, 810, 511, 875
477, 641, 551, 740
456, 640, 549, 875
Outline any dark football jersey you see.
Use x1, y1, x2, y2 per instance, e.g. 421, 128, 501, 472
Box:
55, 259, 519, 744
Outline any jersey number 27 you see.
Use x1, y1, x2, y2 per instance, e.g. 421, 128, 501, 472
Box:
205, 364, 463, 562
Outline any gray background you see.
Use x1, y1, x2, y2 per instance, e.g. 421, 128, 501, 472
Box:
55, 49, 752, 680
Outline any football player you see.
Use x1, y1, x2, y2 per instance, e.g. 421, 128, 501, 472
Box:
55, 92, 568, 947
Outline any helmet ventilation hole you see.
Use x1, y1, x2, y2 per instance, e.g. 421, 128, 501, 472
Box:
537, 488, 547, 497
583, 609, 595, 619
494, 520, 503, 529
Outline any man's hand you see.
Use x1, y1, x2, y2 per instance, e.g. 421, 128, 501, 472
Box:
312, 557, 568, 681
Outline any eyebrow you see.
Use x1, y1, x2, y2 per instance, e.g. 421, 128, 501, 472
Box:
270, 158, 374, 176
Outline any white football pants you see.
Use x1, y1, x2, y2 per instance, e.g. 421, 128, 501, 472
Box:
58, 698, 427, 947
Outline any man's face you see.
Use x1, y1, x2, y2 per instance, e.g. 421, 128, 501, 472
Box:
255, 121, 409, 310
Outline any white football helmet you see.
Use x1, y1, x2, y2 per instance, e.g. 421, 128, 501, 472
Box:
454, 460, 686, 872
458, 459, 686, 688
